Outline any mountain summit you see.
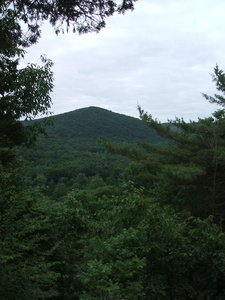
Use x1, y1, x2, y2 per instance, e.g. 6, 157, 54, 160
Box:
45, 106, 160, 144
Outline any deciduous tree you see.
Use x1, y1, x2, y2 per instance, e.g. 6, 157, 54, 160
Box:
79, 188, 225, 300
0, 164, 60, 299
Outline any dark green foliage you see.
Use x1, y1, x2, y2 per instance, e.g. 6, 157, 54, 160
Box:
43, 106, 162, 143
10, 100, 225, 299
0, 52, 54, 164
0, 2, 55, 162
18, 107, 163, 198
2, 0, 137, 41
0, 1, 151, 298
136, 104, 225, 224
203, 65, 225, 107
3, 0, 225, 296
123, 161, 154, 190
78, 188, 225, 300
0, 164, 60, 299
19, 140, 128, 198
49, 193, 89, 299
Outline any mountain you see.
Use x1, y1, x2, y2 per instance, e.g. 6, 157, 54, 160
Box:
18, 106, 164, 198
43, 106, 161, 144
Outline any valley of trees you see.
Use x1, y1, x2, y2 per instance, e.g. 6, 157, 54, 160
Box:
2, 0, 225, 299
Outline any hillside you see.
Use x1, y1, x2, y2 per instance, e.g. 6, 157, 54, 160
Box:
43, 106, 161, 144
18, 106, 164, 198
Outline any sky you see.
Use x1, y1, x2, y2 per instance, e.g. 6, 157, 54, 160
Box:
23, 0, 225, 122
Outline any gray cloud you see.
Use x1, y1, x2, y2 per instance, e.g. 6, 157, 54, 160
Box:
24, 0, 225, 122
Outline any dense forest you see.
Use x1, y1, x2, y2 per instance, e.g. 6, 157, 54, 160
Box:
18, 106, 164, 200
2, 1, 225, 299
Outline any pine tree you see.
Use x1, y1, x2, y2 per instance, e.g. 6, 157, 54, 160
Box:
101, 66, 225, 227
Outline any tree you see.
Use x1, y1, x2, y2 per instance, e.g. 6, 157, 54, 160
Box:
0, 164, 60, 299
136, 91, 225, 225
100, 66, 225, 227
0, 5, 55, 162
49, 190, 91, 299
1, 0, 137, 39
0, 54, 54, 163
1, 0, 138, 59
79, 188, 225, 300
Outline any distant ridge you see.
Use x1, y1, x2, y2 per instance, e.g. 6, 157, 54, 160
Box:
43, 106, 161, 144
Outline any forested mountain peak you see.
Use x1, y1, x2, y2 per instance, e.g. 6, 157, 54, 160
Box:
43, 106, 161, 144
19, 106, 164, 196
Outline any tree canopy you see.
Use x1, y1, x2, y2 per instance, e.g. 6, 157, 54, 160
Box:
3, 0, 225, 298
1, 0, 138, 50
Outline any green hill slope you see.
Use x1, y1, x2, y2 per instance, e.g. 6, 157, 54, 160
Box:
18, 106, 164, 198
44, 106, 161, 144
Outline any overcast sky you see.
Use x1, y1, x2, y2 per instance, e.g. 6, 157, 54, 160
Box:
24, 0, 225, 122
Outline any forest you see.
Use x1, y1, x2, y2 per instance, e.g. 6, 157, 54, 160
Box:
18, 106, 164, 200
2, 1, 225, 299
